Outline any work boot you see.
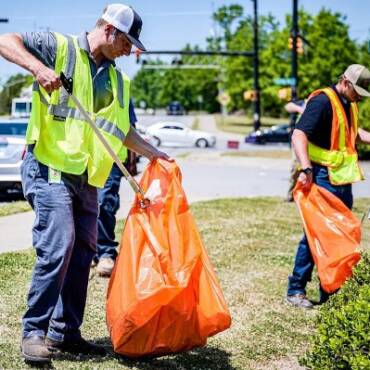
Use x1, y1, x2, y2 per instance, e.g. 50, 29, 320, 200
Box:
21, 336, 51, 363
96, 257, 115, 277
286, 294, 314, 309
45, 336, 106, 356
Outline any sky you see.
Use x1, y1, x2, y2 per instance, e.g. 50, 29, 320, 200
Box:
0, 0, 368, 84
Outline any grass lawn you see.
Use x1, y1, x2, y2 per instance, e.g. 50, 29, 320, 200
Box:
1, 197, 370, 369
215, 115, 288, 135
0, 200, 31, 217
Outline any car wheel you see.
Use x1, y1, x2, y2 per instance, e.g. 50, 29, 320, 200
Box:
196, 138, 208, 148
153, 136, 161, 147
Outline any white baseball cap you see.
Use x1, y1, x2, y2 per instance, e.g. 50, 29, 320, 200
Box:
102, 3, 146, 51
344, 64, 370, 97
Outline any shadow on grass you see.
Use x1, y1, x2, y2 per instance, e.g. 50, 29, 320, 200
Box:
29, 337, 235, 370
117, 347, 235, 370
97, 337, 235, 370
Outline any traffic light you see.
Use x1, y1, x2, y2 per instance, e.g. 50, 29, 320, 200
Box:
243, 90, 257, 101
288, 36, 304, 54
278, 88, 292, 101
297, 36, 304, 54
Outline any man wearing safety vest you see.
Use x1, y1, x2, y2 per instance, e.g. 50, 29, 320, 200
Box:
287, 64, 370, 309
0, 3, 169, 363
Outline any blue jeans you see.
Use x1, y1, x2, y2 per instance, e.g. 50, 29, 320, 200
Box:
96, 163, 123, 261
21, 147, 98, 341
287, 165, 353, 299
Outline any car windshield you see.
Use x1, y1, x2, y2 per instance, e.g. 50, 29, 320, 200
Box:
0, 123, 28, 136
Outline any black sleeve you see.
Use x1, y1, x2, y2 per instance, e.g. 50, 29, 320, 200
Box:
129, 99, 137, 126
295, 93, 333, 149
21, 32, 57, 69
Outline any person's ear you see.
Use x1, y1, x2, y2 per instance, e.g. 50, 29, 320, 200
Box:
104, 24, 115, 39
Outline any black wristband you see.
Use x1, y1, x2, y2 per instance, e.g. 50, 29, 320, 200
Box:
301, 167, 313, 175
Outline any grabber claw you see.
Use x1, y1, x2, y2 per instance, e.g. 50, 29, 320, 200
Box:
139, 198, 151, 209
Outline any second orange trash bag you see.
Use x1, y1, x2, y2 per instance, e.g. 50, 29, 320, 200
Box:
294, 181, 361, 293
106, 159, 231, 357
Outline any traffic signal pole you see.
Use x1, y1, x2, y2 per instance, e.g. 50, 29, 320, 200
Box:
252, 0, 261, 131
290, 0, 299, 132
136, 1, 261, 129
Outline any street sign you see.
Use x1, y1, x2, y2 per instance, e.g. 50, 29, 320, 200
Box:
217, 92, 231, 106
274, 77, 296, 86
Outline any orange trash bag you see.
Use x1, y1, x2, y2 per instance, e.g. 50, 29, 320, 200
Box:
294, 181, 361, 293
106, 159, 231, 357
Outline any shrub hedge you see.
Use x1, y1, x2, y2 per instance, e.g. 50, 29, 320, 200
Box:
301, 252, 370, 370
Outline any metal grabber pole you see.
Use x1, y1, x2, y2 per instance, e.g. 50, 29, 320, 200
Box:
59, 72, 149, 207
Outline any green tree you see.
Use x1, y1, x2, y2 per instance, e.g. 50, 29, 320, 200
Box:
132, 4, 368, 118
212, 4, 244, 45
0, 74, 32, 115
132, 46, 220, 113
131, 59, 165, 110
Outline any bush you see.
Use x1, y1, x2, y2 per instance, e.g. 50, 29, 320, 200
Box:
301, 252, 370, 370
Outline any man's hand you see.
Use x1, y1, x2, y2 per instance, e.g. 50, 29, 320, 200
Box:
297, 170, 313, 191
35, 65, 61, 94
148, 148, 172, 162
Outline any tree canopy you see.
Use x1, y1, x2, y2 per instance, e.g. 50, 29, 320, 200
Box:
132, 4, 369, 117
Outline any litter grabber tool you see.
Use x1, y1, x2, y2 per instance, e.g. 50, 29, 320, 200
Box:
59, 72, 149, 208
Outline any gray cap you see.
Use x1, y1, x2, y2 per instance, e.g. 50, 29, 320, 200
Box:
344, 64, 370, 97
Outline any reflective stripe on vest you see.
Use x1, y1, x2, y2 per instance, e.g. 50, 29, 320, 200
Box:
307, 87, 364, 185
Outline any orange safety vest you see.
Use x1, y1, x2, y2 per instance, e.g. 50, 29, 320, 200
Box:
307, 87, 364, 185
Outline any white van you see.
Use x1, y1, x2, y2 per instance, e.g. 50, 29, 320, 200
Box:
11, 97, 32, 118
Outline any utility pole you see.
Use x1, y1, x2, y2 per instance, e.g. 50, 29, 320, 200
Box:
290, 0, 299, 129
252, 0, 261, 131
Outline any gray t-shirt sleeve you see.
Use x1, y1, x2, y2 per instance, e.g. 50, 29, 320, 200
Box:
21, 32, 57, 69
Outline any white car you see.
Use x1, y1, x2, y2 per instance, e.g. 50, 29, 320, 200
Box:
145, 121, 216, 148
0, 120, 28, 195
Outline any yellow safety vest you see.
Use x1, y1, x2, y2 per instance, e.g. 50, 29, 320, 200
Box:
26, 32, 131, 187
307, 87, 364, 185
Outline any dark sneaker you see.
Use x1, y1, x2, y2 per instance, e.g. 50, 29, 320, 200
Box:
45, 336, 106, 356
21, 336, 51, 363
286, 294, 314, 309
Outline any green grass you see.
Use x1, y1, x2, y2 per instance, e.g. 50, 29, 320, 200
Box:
0, 200, 31, 217
222, 150, 292, 159
1, 197, 370, 369
215, 115, 287, 135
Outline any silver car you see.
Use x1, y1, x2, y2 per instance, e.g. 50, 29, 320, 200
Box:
0, 120, 28, 195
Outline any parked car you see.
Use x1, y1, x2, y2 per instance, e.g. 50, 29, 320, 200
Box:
245, 124, 290, 144
0, 120, 28, 195
146, 121, 216, 148
166, 101, 184, 116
